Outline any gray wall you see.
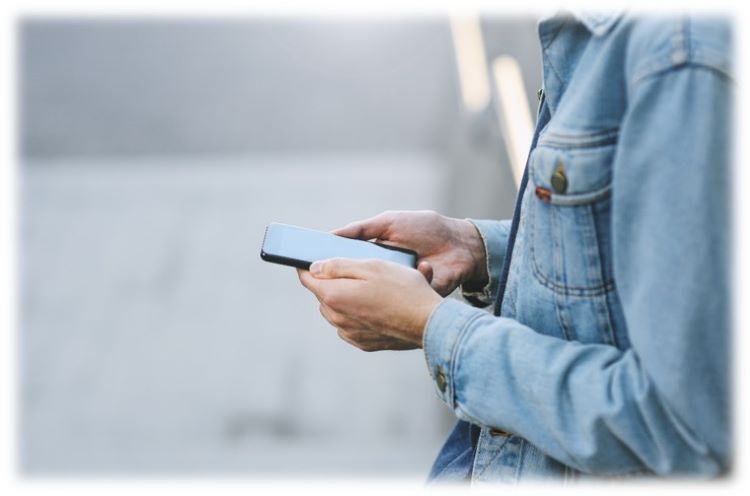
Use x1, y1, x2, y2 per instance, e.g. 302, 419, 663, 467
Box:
20, 19, 461, 158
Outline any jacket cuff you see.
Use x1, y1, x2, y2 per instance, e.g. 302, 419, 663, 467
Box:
423, 298, 486, 408
460, 219, 511, 308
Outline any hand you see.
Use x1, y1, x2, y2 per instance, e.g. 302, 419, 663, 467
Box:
333, 210, 488, 297
297, 258, 443, 351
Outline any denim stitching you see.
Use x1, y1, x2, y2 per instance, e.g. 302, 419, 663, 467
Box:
605, 291, 625, 349
529, 143, 615, 206
580, 202, 600, 290
589, 202, 619, 346
512, 438, 526, 482
531, 259, 615, 295
475, 434, 513, 478
431, 444, 475, 480
554, 283, 574, 340
628, 16, 730, 90
448, 311, 486, 408
545, 186, 613, 207
551, 194, 565, 288
529, 181, 615, 295
461, 219, 499, 305
539, 128, 620, 148
539, 21, 567, 114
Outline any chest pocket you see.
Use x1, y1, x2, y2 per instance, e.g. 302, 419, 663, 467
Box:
528, 128, 618, 295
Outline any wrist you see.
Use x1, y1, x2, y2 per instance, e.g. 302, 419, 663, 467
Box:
454, 219, 488, 288
412, 290, 443, 348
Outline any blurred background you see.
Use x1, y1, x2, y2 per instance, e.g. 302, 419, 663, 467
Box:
18, 16, 541, 476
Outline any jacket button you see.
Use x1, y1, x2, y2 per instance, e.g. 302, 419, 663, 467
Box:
435, 367, 447, 393
489, 428, 510, 437
551, 160, 568, 193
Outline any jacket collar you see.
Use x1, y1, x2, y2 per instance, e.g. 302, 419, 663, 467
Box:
572, 11, 624, 37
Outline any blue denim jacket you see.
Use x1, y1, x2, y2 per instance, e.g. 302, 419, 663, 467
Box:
423, 12, 732, 482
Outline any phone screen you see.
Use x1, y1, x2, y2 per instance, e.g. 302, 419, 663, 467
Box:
261, 223, 417, 269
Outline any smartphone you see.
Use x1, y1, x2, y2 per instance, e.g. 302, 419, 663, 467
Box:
260, 222, 417, 270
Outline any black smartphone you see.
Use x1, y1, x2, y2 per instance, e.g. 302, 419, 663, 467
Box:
260, 222, 417, 270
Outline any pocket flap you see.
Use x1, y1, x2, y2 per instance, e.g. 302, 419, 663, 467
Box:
530, 129, 618, 205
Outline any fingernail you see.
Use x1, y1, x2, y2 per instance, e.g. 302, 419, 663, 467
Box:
310, 261, 323, 275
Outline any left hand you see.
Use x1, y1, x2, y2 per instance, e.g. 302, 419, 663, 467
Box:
297, 258, 443, 351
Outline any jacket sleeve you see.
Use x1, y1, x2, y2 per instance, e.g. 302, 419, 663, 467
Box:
422, 62, 732, 475
459, 219, 511, 308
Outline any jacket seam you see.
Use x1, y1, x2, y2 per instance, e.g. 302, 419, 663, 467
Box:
632, 60, 734, 94
630, 17, 732, 90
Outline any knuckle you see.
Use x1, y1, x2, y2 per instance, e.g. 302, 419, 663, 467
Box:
325, 258, 342, 276
381, 210, 398, 223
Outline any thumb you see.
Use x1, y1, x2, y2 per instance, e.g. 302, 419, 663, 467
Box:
309, 258, 374, 280
417, 260, 433, 284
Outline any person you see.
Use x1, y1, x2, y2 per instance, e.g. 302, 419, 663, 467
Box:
296, 11, 732, 482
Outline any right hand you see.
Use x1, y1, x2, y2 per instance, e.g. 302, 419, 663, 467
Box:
333, 210, 488, 297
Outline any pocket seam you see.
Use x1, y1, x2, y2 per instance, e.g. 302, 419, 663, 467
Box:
537, 127, 620, 149
529, 196, 615, 296
530, 248, 615, 296
538, 183, 612, 206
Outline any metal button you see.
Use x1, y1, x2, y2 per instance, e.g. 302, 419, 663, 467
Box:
489, 428, 510, 437
436, 367, 447, 393
551, 160, 568, 194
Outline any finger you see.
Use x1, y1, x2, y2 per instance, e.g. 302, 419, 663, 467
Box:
297, 268, 318, 291
417, 260, 433, 284
337, 328, 413, 352
309, 278, 361, 310
299, 270, 344, 304
320, 302, 363, 327
336, 328, 380, 352
309, 257, 376, 280
336, 328, 362, 348
332, 211, 395, 240
319, 303, 349, 329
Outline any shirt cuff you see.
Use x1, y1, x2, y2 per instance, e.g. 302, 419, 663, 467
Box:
460, 219, 511, 308
422, 297, 486, 408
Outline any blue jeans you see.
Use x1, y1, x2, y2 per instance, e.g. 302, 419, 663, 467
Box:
427, 420, 479, 482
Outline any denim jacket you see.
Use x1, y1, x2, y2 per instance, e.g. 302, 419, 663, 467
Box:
423, 12, 732, 482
